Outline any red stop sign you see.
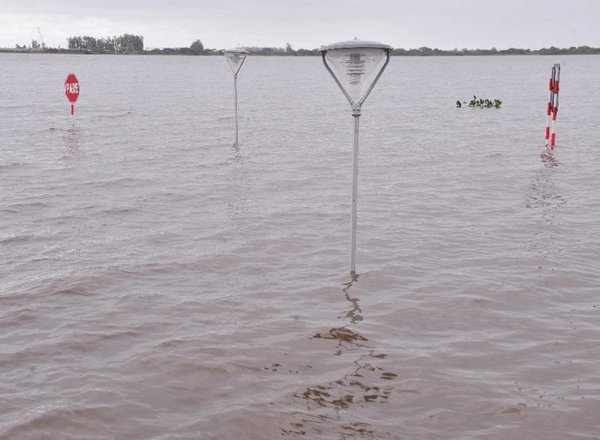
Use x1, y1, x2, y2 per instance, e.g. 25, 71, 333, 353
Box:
64, 73, 80, 103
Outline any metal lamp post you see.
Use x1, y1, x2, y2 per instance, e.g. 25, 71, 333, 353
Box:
320, 39, 391, 276
224, 48, 248, 145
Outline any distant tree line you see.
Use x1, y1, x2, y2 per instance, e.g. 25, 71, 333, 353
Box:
243, 43, 318, 56
67, 34, 144, 53
231, 44, 600, 57
391, 46, 600, 56
145, 39, 215, 55
14, 40, 42, 50
7, 36, 600, 57
536, 46, 600, 55
145, 42, 318, 56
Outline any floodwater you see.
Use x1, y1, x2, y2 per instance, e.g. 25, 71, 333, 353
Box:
1, 53, 600, 439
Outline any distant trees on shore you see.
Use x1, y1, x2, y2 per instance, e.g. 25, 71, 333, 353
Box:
391, 46, 600, 56
239, 45, 600, 56
243, 44, 318, 56
145, 39, 214, 55
59, 38, 320, 55
190, 40, 204, 54
144, 41, 318, 56
67, 34, 144, 53
7, 35, 600, 57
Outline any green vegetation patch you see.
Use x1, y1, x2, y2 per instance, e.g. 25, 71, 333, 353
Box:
456, 96, 502, 109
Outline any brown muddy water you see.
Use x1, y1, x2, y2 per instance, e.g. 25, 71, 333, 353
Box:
1, 53, 600, 439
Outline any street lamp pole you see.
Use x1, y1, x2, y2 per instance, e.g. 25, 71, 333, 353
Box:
224, 49, 248, 145
320, 39, 391, 275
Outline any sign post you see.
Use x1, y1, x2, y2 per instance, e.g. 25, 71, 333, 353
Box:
64, 73, 80, 116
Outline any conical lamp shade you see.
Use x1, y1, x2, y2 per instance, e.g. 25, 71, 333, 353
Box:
321, 40, 391, 109
224, 49, 248, 75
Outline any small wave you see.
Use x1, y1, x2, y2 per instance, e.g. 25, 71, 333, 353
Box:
4, 201, 50, 210
0, 235, 31, 245
29, 278, 97, 298
99, 207, 138, 215
0, 405, 114, 440
0, 162, 29, 170
86, 112, 133, 121
51, 287, 91, 297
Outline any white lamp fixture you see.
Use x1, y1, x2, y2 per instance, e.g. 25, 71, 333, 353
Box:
320, 39, 391, 276
224, 48, 248, 145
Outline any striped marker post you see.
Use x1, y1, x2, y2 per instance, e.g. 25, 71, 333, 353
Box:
545, 64, 560, 149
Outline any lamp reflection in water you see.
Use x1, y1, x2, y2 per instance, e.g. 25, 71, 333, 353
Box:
320, 39, 391, 276
283, 276, 397, 437
224, 48, 248, 145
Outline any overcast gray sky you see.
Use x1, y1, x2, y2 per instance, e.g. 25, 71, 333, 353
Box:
1, 0, 599, 50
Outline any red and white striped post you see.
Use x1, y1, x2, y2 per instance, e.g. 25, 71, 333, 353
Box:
545, 64, 560, 149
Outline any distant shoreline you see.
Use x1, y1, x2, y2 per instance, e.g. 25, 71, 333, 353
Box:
0, 48, 93, 55
2, 46, 600, 56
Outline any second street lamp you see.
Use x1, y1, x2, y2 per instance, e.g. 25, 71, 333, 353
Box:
224, 48, 248, 145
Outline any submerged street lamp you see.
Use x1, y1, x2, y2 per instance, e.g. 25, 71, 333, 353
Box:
320, 39, 391, 276
224, 48, 248, 145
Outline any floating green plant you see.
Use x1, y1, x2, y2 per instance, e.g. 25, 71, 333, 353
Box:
456, 95, 502, 108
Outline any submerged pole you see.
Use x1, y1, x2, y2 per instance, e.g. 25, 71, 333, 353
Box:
545, 68, 555, 146
545, 63, 560, 149
234, 74, 239, 144
350, 111, 360, 275
550, 64, 560, 149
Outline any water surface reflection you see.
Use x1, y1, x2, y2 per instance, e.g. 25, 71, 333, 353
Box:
526, 148, 567, 273
63, 126, 81, 156
282, 277, 398, 438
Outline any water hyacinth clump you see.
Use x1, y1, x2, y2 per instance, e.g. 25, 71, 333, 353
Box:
456, 95, 502, 108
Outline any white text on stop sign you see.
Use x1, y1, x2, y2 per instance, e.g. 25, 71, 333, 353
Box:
66, 83, 79, 94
